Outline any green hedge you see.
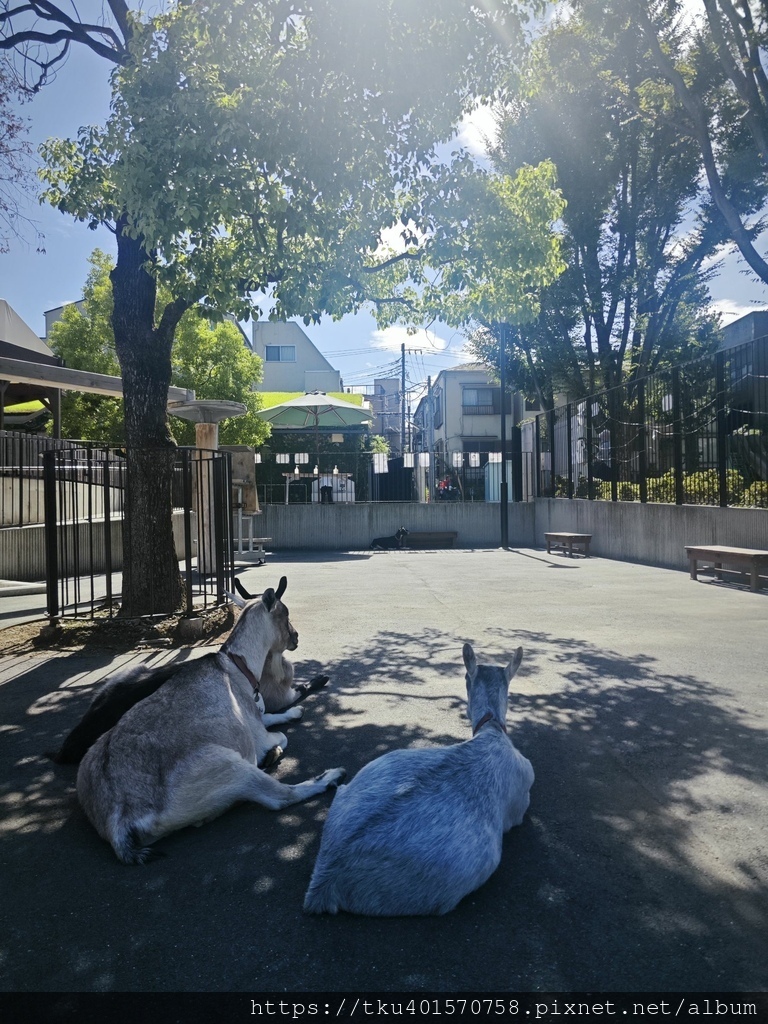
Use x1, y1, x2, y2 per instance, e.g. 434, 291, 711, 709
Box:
565, 469, 768, 507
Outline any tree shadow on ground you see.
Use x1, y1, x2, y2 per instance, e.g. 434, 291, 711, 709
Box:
0, 625, 766, 993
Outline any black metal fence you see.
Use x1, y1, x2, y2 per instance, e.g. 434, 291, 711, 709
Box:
523, 339, 768, 508
0, 430, 86, 527
43, 446, 235, 619
255, 449, 534, 504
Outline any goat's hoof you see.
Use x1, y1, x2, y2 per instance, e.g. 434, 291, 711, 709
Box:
126, 846, 165, 865
260, 745, 284, 770
317, 767, 346, 789
287, 676, 329, 708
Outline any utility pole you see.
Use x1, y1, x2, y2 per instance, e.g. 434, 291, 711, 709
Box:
399, 343, 422, 455
401, 343, 406, 453
427, 375, 435, 500
500, 324, 509, 549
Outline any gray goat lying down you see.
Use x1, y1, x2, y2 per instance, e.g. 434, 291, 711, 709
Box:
76, 579, 345, 864
49, 577, 329, 765
303, 643, 533, 916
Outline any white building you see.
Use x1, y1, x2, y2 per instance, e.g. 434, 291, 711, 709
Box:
413, 362, 536, 459
251, 322, 341, 393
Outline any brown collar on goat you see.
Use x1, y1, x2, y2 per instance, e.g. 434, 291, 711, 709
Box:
472, 712, 507, 736
227, 652, 260, 697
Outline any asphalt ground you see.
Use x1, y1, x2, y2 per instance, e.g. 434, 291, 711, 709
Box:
0, 547, 767, 996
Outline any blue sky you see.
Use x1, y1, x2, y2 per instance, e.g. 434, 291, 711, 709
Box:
3, 13, 768, 405
0, 38, 471, 405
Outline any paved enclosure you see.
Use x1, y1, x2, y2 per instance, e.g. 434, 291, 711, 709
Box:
1, 548, 767, 993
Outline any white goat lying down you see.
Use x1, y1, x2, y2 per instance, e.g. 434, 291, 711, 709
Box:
77, 579, 345, 865
304, 643, 533, 916
49, 577, 329, 766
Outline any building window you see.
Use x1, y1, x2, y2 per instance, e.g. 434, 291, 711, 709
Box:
433, 390, 443, 429
462, 387, 496, 415
265, 345, 296, 362
462, 439, 499, 456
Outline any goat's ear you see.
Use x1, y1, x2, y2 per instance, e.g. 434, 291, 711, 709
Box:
275, 576, 287, 601
226, 591, 247, 609
462, 643, 477, 679
261, 588, 276, 612
505, 647, 523, 682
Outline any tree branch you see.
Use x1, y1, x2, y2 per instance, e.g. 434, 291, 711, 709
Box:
360, 250, 421, 274
1, 0, 128, 89
636, 0, 768, 286
703, 0, 768, 165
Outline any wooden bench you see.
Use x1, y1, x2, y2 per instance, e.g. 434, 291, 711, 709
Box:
404, 531, 458, 549
685, 544, 768, 593
545, 532, 592, 557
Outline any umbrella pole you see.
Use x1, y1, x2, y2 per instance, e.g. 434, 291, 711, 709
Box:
315, 418, 320, 503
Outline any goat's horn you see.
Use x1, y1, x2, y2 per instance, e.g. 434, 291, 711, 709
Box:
275, 576, 287, 600
226, 591, 247, 609
234, 578, 254, 601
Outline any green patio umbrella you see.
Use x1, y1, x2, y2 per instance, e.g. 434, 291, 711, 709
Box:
257, 392, 374, 501
257, 391, 373, 429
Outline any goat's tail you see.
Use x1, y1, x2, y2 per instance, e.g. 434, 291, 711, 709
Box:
303, 875, 340, 915
112, 824, 163, 866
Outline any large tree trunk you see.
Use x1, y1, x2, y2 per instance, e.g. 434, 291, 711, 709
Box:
110, 222, 187, 616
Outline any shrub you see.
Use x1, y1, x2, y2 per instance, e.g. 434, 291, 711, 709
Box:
683, 469, 745, 506
595, 481, 612, 500
741, 480, 768, 508
554, 475, 570, 497
647, 471, 676, 503
618, 482, 640, 501
574, 475, 590, 499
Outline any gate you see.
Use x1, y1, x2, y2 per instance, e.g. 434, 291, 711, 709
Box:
43, 446, 234, 619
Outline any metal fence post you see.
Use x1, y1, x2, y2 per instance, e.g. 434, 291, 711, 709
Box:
511, 423, 523, 502
211, 450, 234, 604
585, 397, 594, 499
42, 450, 59, 622
547, 408, 556, 495
637, 379, 648, 503
534, 416, 542, 497
715, 351, 728, 507
672, 366, 684, 505
181, 449, 195, 616
103, 449, 113, 610
566, 403, 573, 498
609, 391, 619, 503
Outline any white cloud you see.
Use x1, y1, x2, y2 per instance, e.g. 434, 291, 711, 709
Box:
455, 102, 499, 161
376, 222, 426, 254
709, 298, 767, 324
369, 326, 442, 353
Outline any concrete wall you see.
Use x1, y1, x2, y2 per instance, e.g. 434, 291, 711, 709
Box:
259, 500, 536, 550
3, 497, 767, 580
534, 499, 768, 570
0, 478, 120, 527
0, 511, 194, 581
260, 498, 767, 570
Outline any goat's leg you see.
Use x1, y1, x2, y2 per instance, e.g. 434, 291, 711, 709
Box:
242, 763, 347, 809
150, 748, 345, 840
262, 707, 303, 728
284, 674, 330, 709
